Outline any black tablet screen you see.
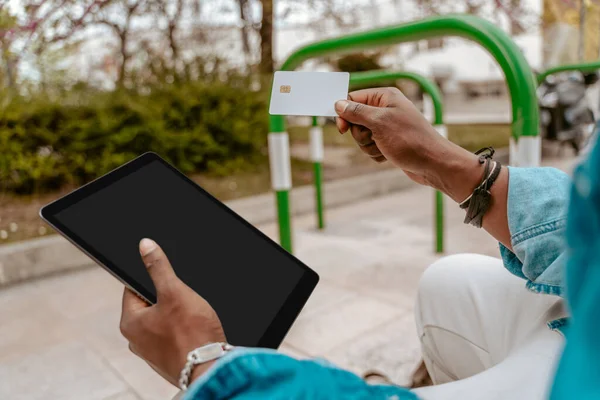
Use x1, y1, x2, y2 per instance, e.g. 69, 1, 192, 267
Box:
53, 160, 306, 347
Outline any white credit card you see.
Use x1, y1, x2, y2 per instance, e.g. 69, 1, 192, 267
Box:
269, 71, 350, 117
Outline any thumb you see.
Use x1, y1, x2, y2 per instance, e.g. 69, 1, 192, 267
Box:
139, 238, 178, 299
334, 99, 380, 126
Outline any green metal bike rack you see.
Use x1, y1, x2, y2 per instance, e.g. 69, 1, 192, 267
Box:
348, 70, 445, 253
537, 60, 600, 84
268, 15, 540, 253
310, 116, 326, 230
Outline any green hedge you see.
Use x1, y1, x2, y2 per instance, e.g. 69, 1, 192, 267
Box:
0, 80, 269, 193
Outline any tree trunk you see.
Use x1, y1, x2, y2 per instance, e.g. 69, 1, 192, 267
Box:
1, 42, 15, 89
259, 0, 274, 74
509, 0, 523, 35
168, 23, 179, 62
117, 32, 128, 87
3, 57, 14, 89
168, 22, 180, 81
237, 0, 252, 59
579, 0, 586, 61
168, 0, 183, 74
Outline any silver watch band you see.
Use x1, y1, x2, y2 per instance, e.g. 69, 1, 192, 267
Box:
179, 342, 234, 390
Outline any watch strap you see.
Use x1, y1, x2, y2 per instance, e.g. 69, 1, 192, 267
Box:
179, 342, 234, 390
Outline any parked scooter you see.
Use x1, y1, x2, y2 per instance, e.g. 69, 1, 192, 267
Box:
537, 71, 598, 155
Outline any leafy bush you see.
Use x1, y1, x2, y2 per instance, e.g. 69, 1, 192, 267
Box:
0, 79, 269, 193
335, 53, 383, 73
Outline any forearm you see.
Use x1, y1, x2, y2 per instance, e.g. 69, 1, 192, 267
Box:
422, 140, 512, 250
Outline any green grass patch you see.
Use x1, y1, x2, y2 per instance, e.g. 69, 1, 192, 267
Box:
447, 124, 511, 152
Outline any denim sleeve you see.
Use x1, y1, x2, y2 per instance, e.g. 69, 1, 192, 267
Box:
183, 348, 418, 400
499, 166, 571, 296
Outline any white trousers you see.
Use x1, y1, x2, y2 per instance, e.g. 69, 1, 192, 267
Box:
412, 254, 566, 400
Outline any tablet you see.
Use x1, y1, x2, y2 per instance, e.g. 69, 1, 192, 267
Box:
40, 152, 318, 348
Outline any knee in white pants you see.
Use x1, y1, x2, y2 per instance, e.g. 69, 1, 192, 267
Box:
415, 254, 507, 379
416, 254, 483, 313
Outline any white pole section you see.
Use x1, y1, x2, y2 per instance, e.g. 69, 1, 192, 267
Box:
309, 126, 324, 162
509, 136, 518, 166
268, 132, 292, 190
516, 136, 541, 167
434, 124, 447, 139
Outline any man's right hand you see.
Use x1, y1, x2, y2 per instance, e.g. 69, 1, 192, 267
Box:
335, 87, 512, 249
334, 87, 479, 190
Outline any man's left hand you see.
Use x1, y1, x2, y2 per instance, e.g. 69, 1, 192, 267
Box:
119, 238, 226, 387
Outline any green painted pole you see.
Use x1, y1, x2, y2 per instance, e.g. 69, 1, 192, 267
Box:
435, 190, 444, 252
275, 189, 292, 251
310, 116, 325, 229
537, 60, 600, 84
313, 163, 325, 229
268, 114, 293, 252
268, 14, 540, 252
350, 70, 445, 253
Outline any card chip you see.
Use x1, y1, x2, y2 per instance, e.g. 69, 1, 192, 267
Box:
280, 85, 291, 93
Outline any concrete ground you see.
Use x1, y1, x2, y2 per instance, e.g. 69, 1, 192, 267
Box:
0, 156, 576, 400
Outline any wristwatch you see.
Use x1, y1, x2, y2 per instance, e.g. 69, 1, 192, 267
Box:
179, 342, 234, 390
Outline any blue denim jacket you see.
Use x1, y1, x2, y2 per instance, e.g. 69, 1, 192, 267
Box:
499, 167, 571, 294
499, 166, 571, 331
183, 166, 572, 400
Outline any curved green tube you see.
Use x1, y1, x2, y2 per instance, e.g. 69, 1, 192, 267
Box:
349, 70, 444, 125
537, 60, 600, 84
271, 14, 539, 139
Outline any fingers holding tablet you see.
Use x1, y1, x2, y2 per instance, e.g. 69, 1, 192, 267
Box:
119, 238, 227, 387
139, 238, 178, 299
120, 238, 177, 318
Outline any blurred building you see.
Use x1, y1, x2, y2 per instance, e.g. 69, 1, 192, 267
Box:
402, 34, 542, 98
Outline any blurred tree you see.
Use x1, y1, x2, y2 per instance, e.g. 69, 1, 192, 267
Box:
149, 0, 204, 80
237, 0, 253, 61
233, 0, 276, 73
259, 0, 274, 73
416, 0, 534, 35
235, 0, 359, 74
4, 0, 360, 90
0, 8, 18, 89
507, 0, 525, 35
94, 0, 149, 87
0, 0, 112, 90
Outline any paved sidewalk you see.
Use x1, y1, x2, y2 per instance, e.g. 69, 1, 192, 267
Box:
0, 157, 576, 399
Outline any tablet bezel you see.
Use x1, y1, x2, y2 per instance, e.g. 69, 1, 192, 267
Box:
40, 152, 319, 349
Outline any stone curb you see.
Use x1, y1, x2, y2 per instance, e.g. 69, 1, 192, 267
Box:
0, 168, 415, 288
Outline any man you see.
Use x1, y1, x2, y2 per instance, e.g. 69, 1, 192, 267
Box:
118, 88, 591, 399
